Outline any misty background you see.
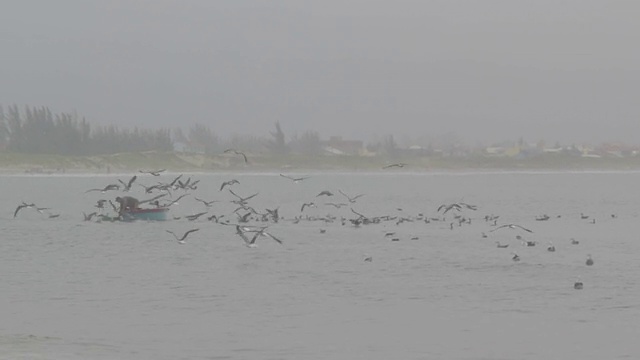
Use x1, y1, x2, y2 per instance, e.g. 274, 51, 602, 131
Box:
1, 0, 639, 146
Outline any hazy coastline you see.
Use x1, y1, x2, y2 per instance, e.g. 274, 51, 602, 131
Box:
3, 151, 640, 175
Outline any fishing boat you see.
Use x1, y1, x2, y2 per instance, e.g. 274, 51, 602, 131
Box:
121, 207, 169, 221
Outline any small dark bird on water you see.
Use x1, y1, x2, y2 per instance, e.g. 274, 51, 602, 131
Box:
166, 228, 200, 244
574, 281, 584, 290
586, 255, 594, 266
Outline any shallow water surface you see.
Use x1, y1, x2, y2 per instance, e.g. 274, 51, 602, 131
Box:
1, 171, 639, 359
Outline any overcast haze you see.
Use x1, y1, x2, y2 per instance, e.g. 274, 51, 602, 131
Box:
2, 1, 640, 145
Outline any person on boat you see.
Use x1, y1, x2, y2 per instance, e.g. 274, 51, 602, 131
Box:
115, 196, 140, 216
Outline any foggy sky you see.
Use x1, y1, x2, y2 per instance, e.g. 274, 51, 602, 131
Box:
2, 1, 640, 145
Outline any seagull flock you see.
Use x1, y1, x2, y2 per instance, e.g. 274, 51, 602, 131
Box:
13, 165, 602, 289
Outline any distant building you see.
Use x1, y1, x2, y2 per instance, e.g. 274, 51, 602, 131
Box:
173, 141, 205, 154
322, 136, 364, 155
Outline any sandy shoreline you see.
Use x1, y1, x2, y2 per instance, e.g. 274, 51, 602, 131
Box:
3, 151, 640, 176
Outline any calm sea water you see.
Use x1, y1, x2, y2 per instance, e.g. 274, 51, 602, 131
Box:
1, 171, 639, 360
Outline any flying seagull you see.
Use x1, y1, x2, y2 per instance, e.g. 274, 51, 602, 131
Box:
166, 228, 200, 244
219, 179, 240, 191
118, 175, 137, 191
338, 190, 364, 203
83, 212, 97, 221
14, 202, 35, 218
382, 163, 407, 169
301, 202, 316, 212
195, 197, 218, 207
325, 202, 348, 208
437, 202, 477, 214
316, 190, 334, 197
229, 189, 259, 205
224, 149, 248, 163
85, 184, 120, 193
246, 227, 283, 246
280, 174, 310, 183
139, 169, 166, 176
185, 212, 208, 221
489, 224, 533, 233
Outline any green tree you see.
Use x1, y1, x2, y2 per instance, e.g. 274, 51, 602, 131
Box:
266, 121, 289, 155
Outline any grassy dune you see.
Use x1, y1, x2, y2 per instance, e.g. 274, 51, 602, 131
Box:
2, 151, 640, 174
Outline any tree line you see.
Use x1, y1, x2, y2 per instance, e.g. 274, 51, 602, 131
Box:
0, 104, 172, 155
0, 104, 397, 157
